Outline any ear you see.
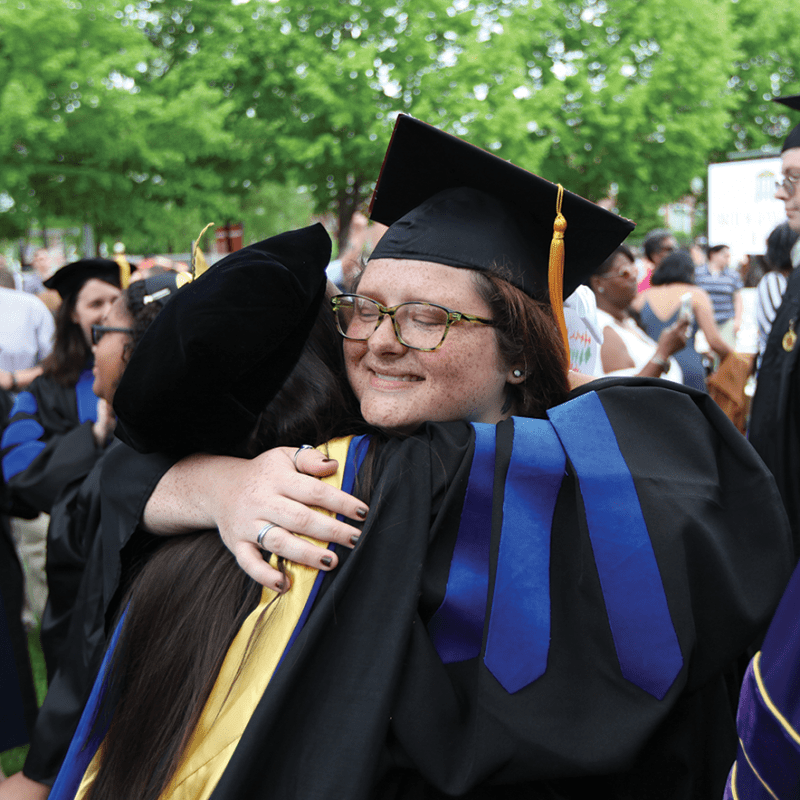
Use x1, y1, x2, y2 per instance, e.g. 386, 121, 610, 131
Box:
589, 274, 601, 292
507, 366, 525, 384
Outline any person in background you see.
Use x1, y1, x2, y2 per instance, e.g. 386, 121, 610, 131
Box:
0, 275, 54, 395
633, 250, 732, 391
589, 245, 688, 381
0, 259, 121, 680
0, 273, 191, 800
694, 243, 743, 349
637, 228, 677, 292
755, 222, 799, 369
726, 93, 800, 798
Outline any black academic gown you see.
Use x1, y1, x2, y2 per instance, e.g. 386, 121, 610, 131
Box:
50, 379, 794, 799
0, 388, 39, 751
21, 441, 171, 784
749, 266, 800, 557
198, 379, 791, 799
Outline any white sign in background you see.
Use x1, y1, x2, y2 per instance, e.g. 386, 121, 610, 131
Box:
707, 157, 786, 261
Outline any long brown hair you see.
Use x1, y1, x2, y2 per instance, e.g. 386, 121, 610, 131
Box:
472, 271, 570, 417
40, 295, 91, 386
86, 298, 369, 800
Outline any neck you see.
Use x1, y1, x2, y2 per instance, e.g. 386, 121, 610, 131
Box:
596, 294, 627, 323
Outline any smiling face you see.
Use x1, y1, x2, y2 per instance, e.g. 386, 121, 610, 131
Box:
777, 148, 800, 233
92, 295, 133, 403
343, 259, 517, 434
71, 278, 122, 347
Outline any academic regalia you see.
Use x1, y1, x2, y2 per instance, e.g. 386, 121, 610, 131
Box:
0, 370, 102, 680
20, 442, 172, 784
1, 389, 39, 751
53, 379, 794, 800
0, 513, 38, 752
748, 265, 800, 557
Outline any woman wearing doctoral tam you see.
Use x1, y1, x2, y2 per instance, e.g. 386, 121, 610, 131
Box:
52, 116, 793, 800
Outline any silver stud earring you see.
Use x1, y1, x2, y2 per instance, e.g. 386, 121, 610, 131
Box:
597, 286, 605, 293
513, 369, 523, 379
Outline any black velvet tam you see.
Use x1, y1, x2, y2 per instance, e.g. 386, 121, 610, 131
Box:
113, 224, 331, 457
43, 258, 121, 300
369, 115, 635, 299
774, 94, 800, 152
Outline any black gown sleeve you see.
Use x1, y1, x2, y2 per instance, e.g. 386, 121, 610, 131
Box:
22, 440, 175, 785
1, 375, 101, 514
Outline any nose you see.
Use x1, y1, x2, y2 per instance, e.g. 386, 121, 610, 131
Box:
776, 183, 791, 201
367, 314, 406, 354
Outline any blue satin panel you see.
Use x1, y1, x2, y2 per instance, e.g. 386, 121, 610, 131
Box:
484, 418, 564, 693
2, 440, 46, 482
734, 654, 800, 799
280, 434, 370, 663
547, 391, 683, 700
1, 418, 45, 448
8, 390, 37, 417
428, 423, 495, 664
49, 607, 129, 800
75, 369, 99, 425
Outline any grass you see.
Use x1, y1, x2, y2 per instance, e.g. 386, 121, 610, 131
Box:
1, 626, 48, 777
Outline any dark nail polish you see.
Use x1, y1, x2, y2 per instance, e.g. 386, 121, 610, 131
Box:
321, 555, 333, 567
350, 534, 360, 546
356, 506, 368, 519
321, 457, 333, 463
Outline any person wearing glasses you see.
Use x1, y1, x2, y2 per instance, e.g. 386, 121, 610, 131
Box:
632, 250, 732, 391
0, 272, 190, 800
589, 244, 688, 381
726, 94, 800, 798
46, 117, 793, 800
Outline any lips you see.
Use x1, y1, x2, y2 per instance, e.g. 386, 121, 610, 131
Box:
372, 372, 422, 382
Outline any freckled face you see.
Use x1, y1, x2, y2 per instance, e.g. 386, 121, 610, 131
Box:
343, 259, 514, 434
71, 278, 122, 347
91, 296, 132, 404
777, 148, 800, 234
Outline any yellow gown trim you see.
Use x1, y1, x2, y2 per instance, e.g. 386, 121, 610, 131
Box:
75, 437, 352, 800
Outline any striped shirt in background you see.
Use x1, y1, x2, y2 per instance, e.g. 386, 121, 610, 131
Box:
756, 271, 789, 369
694, 264, 743, 325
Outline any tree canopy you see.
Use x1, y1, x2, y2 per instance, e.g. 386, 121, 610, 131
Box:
2, 0, 800, 253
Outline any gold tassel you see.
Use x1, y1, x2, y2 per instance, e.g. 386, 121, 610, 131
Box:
114, 254, 131, 289
192, 222, 215, 279
548, 184, 569, 362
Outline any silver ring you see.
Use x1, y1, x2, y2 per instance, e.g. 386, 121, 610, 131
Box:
293, 444, 315, 468
256, 522, 279, 550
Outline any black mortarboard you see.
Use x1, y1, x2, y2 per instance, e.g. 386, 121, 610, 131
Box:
113, 224, 330, 457
369, 115, 635, 301
43, 258, 121, 300
774, 95, 800, 152
127, 270, 193, 315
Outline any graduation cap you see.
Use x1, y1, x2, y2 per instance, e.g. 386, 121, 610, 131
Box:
113, 224, 331, 457
368, 115, 634, 353
43, 258, 122, 300
127, 270, 193, 313
773, 95, 800, 152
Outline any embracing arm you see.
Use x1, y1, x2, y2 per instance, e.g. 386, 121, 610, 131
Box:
132, 447, 368, 590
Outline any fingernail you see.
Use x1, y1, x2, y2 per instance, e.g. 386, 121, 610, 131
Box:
320, 555, 333, 567
275, 579, 288, 592
350, 534, 360, 546
356, 506, 368, 519
321, 457, 333, 463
